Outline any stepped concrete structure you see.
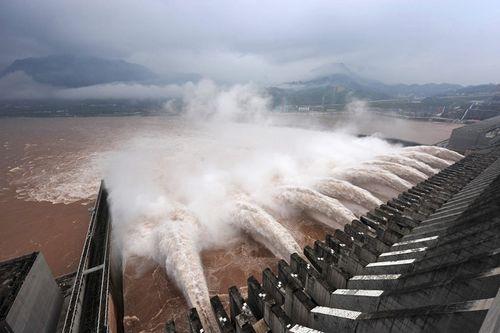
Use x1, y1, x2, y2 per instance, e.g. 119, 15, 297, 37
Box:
177, 144, 500, 333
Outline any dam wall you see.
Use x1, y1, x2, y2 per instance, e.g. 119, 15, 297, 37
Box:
177, 145, 500, 333
61, 182, 124, 333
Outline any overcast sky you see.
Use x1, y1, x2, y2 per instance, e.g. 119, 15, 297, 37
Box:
1, 0, 499, 85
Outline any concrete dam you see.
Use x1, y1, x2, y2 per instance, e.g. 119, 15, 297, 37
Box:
1, 118, 500, 333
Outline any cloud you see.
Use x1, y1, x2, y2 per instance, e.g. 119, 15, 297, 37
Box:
0, 72, 271, 124
0, 72, 55, 99
0, 70, 186, 100
57, 82, 184, 100
1, 1, 500, 84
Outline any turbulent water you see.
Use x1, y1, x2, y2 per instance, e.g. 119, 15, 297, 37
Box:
332, 166, 412, 202
104, 121, 458, 329
146, 136, 460, 329
315, 178, 383, 212
275, 186, 357, 229
400, 150, 451, 169
403, 145, 463, 162
11, 151, 105, 204
376, 154, 438, 176
152, 208, 218, 331
362, 161, 427, 184
0, 114, 463, 331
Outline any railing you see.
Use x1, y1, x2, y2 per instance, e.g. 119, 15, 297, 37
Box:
62, 181, 113, 333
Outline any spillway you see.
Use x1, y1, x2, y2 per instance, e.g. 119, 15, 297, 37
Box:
401, 151, 451, 169
403, 145, 463, 162
156, 208, 218, 331
275, 186, 356, 229
336, 166, 412, 192
363, 160, 427, 184
230, 201, 302, 259
334, 167, 413, 202
314, 178, 382, 211
376, 154, 438, 176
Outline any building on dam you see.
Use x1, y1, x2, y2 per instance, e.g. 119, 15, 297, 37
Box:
1, 116, 500, 333
448, 115, 500, 154
0, 252, 63, 332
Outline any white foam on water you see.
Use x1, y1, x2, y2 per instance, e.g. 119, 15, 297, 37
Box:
12, 151, 108, 204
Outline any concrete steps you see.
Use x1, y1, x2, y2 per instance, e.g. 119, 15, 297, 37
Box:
178, 147, 500, 333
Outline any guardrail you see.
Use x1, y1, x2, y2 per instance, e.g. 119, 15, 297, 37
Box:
62, 181, 121, 333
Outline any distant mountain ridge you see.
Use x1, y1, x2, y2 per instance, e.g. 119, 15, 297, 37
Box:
1, 56, 497, 103
0, 55, 201, 88
282, 64, 463, 98
268, 63, 477, 106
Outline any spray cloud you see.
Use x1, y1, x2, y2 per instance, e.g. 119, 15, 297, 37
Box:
101, 84, 459, 328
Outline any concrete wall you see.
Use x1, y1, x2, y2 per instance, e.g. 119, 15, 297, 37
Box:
480, 287, 500, 333
448, 116, 500, 152
5, 253, 63, 333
